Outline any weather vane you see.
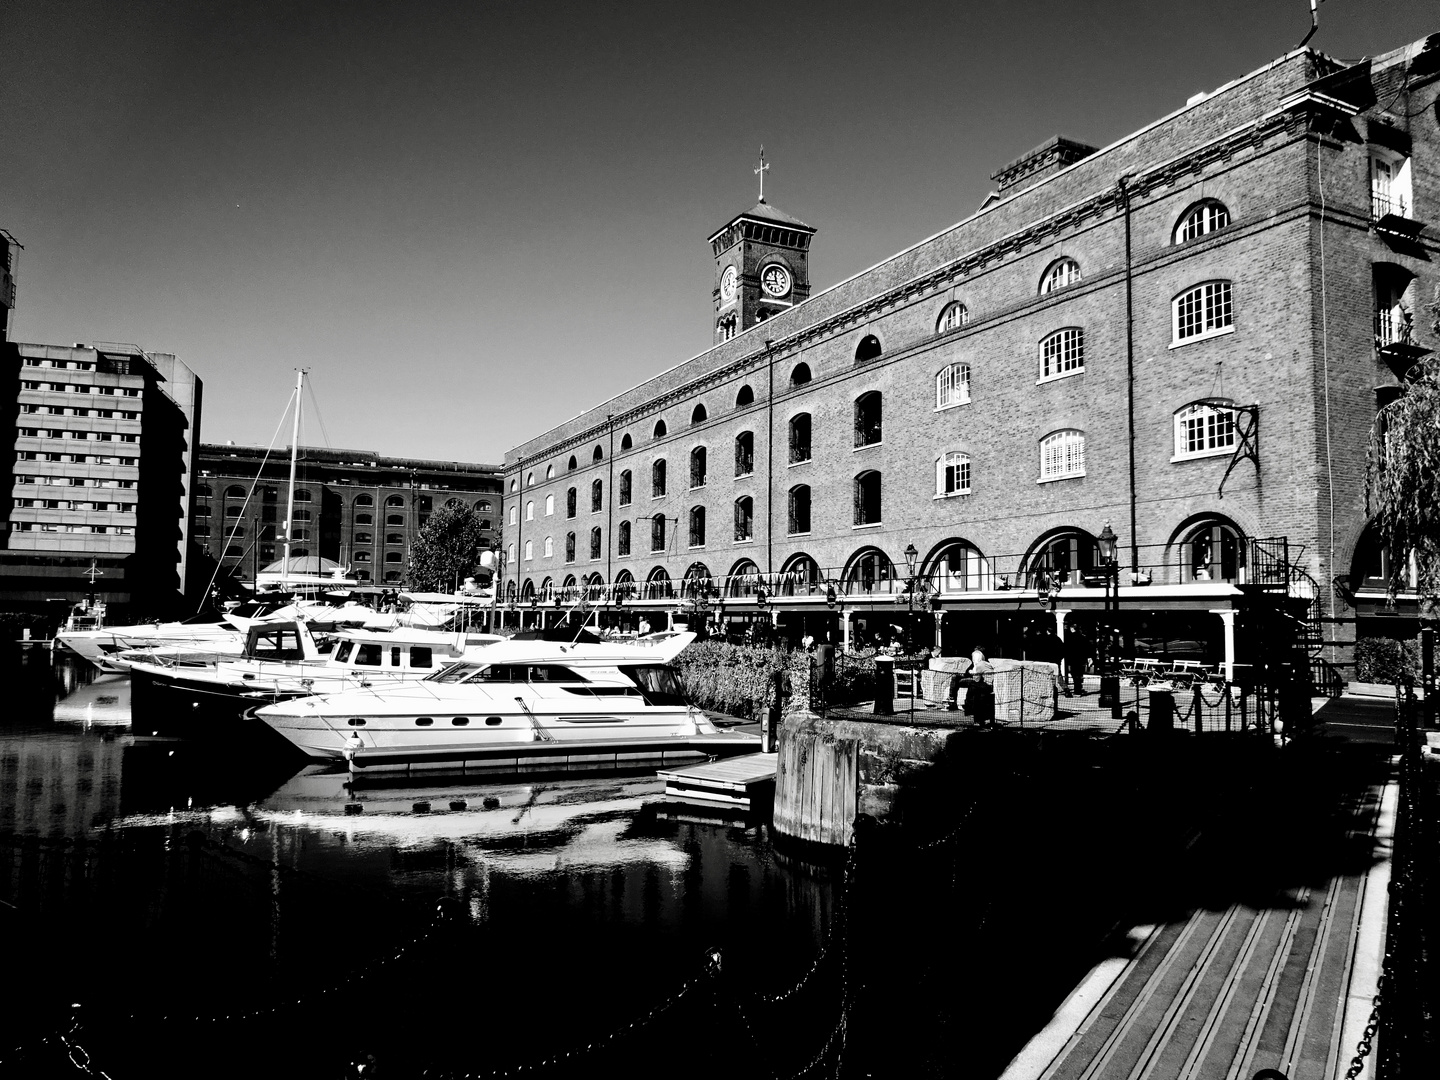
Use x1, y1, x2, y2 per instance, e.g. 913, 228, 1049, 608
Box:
754, 146, 769, 202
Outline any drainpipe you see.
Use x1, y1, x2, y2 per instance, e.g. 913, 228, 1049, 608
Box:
1119, 174, 1139, 573
766, 340, 775, 579
606, 416, 614, 586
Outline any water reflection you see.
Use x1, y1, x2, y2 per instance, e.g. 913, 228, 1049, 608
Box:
0, 652, 840, 1080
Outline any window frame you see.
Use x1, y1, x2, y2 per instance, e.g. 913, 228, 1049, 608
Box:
1170, 280, 1235, 346
936, 302, 969, 335
1040, 257, 1081, 295
1039, 328, 1085, 383
1173, 200, 1231, 244
935, 451, 972, 498
935, 363, 971, 410
1038, 429, 1086, 483
1172, 401, 1238, 462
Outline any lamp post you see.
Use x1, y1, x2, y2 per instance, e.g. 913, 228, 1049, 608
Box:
896, 542, 928, 719
1097, 522, 1122, 717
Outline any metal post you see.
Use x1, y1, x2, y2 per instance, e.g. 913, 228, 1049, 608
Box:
1422, 625, 1434, 729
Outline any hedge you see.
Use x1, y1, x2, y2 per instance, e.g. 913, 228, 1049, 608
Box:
1354, 636, 1421, 685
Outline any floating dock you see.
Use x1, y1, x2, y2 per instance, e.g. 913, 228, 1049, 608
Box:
657, 752, 777, 810
343, 731, 761, 776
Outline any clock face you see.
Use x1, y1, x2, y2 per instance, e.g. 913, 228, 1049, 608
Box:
761, 264, 791, 297
719, 265, 738, 303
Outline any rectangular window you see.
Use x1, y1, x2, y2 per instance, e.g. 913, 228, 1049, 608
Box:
1173, 281, 1233, 343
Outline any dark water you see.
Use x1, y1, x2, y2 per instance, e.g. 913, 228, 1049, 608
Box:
0, 649, 841, 1080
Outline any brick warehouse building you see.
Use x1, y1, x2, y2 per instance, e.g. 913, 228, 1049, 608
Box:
497, 34, 1440, 680
195, 443, 501, 589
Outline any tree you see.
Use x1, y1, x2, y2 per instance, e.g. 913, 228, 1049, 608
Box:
407, 504, 486, 592
1366, 287, 1440, 604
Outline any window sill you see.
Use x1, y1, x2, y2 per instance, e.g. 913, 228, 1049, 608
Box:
688, 544, 706, 551
934, 400, 971, 412
852, 442, 882, 452
933, 490, 971, 500
652, 495, 667, 501
1036, 369, 1083, 386
1169, 325, 1235, 349
1037, 471, 1085, 484
689, 485, 706, 492
618, 502, 631, 509
733, 538, 754, 545
788, 458, 811, 468
1170, 448, 1233, 463
787, 530, 811, 538
734, 472, 754, 481
852, 522, 883, 530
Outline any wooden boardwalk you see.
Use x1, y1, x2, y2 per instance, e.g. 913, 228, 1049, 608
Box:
1001, 767, 1396, 1080
657, 752, 777, 810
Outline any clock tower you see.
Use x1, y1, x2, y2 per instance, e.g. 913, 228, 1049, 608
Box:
708, 156, 815, 346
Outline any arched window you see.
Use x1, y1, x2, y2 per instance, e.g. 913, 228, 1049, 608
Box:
526, 472, 535, 487
565, 532, 576, 563
689, 506, 706, 547
928, 541, 992, 594
357, 513, 374, 526
1181, 520, 1243, 583
717, 313, 738, 342
854, 392, 881, 448
475, 500, 491, 512
1040, 328, 1084, 379
1039, 430, 1086, 481
383, 570, 401, 583
566, 488, 577, 518
524, 540, 533, 561
618, 520, 631, 557
522, 579, 537, 600
386, 533, 405, 545
613, 568, 635, 596
1353, 524, 1418, 593
509, 479, 517, 494
652, 459, 667, 498
292, 489, 312, 502
936, 452, 971, 496
692, 403, 708, 425
225, 505, 243, 518
1026, 529, 1097, 588
592, 444, 603, 462
1375, 263, 1416, 351
788, 486, 811, 535
507, 505, 516, 526
779, 553, 822, 595
682, 562, 713, 599
386, 514, 405, 526
292, 508, 312, 522
196, 484, 212, 498
653, 419, 667, 438
734, 497, 753, 542
386, 495, 405, 507
853, 471, 881, 526
225, 485, 245, 499
544, 493, 554, 516
224, 524, 245, 539
545, 464, 555, 480
728, 558, 762, 596
568, 455, 578, 472
844, 548, 894, 593
937, 302, 969, 334
735, 385, 754, 407
507, 544, 515, 566
590, 479, 603, 512
354, 532, 372, 545
1040, 257, 1081, 294
590, 527, 602, 560
789, 413, 811, 464
791, 363, 812, 386
854, 334, 882, 364
224, 546, 244, 559
734, 431, 754, 477
619, 470, 632, 507
1174, 401, 1237, 459
1173, 200, 1230, 243
651, 514, 667, 553
620, 433, 632, 450
1172, 281, 1234, 343
936, 363, 971, 408
645, 565, 672, 599
525, 500, 534, 521
354, 494, 373, 507
689, 446, 707, 488
544, 536, 554, 558
355, 570, 371, 582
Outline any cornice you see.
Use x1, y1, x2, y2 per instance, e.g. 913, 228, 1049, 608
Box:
507, 103, 1314, 478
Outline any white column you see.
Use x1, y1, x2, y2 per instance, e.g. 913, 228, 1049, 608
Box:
1053, 608, 1072, 641
1211, 608, 1238, 683
842, 613, 852, 653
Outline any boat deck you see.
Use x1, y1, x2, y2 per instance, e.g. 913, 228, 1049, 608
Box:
657, 752, 778, 810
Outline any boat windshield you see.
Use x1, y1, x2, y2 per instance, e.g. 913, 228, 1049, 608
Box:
619, 665, 690, 707
425, 663, 588, 684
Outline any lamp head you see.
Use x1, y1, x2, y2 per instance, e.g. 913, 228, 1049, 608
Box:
903, 543, 919, 577
1097, 522, 1118, 564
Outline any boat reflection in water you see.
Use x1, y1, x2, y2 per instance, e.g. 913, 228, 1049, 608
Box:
52, 671, 132, 729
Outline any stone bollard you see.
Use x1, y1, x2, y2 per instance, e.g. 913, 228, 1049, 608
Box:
873, 655, 894, 716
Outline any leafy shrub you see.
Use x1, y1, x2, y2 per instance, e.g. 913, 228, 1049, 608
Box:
677, 640, 788, 718
1354, 636, 1421, 685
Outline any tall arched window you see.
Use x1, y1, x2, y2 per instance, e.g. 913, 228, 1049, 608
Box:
525, 472, 535, 488
734, 497, 753, 542
854, 334, 882, 364
937, 302, 969, 334
735, 385, 754, 407
1181, 520, 1243, 583
936, 452, 971, 496
592, 444, 603, 462
566, 488, 577, 518
545, 464, 555, 480
1027, 529, 1097, 587
620, 433, 633, 451
565, 532, 576, 563
788, 486, 811, 535
651, 514, 667, 552
544, 493, 554, 516
1040, 257, 1081, 294
590, 478, 603, 512
618, 470, 632, 506
524, 540, 533, 561
544, 536, 554, 558
525, 500, 534, 521
617, 520, 631, 557
590, 527, 602, 560
734, 431, 754, 477
854, 392, 881, 447
689, 446, 707, 488
1174, 401, 1237, 459
567, 455, 578, 472
791, 363, 812, 386
691, 403, 707, 425
789, 414, 811, 464
854, 471, 881, 526
844, 548, 894, 593
936, 363, 971, 408
928, 541, 992, 594
688, 506, 706, 547
1174, 200, 1230, 243
652, 459, 667, 497
645, 565, 672, 599
1039, 430, 1086, 481
654, 419, 667, 438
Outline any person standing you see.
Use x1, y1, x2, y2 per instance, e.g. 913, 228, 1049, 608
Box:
1063, 625, 1092, 696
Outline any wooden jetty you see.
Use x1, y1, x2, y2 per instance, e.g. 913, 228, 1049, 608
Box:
657, 752, 777, 810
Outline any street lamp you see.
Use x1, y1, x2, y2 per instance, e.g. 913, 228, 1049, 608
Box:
896, 542, 927, 719
1096, 521, 1122, 717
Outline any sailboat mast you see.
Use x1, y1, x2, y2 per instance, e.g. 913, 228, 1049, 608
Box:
282, 368, 305, 590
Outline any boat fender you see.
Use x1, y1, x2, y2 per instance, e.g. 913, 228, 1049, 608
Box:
482, 796, 500, 810
343, 731, 364, 765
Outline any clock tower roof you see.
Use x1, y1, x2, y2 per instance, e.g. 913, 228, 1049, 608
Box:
707, 200, 815, 243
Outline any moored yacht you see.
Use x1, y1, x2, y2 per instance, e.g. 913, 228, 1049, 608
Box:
253, 630, 759, 773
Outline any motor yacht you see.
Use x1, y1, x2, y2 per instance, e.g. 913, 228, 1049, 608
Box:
252, 630, 760, 774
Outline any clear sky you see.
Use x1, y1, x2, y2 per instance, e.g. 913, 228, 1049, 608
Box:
2, 1, 1434, 464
